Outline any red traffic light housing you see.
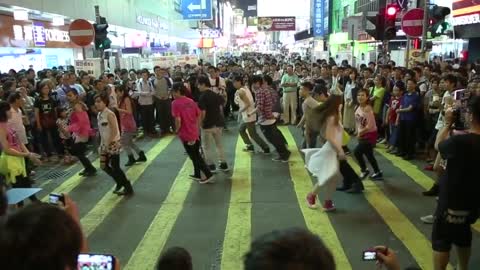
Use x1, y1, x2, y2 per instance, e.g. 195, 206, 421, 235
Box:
383, 4, 399, 40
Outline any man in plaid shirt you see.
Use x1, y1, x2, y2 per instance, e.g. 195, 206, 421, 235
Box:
249, 75, 290, 162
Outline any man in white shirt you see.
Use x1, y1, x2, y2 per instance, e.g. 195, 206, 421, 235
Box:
233, 76, 270, 154
134, 69, 157, 137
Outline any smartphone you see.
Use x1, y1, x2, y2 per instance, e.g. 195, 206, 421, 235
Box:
77, 253, 115, 270
49, 193, 64, 205
363, 250, 377, 261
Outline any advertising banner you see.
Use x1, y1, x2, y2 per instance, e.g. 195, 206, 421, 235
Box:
257, 17, 296, 31
74, 59, 101, 77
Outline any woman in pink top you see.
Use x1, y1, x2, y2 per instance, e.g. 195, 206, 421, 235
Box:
116, 84, 146, 166
354, 89, 383, 180
0, 101, 41, 206
66, 89, 97, 177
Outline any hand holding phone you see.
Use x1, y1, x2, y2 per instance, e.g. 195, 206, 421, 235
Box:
362, 250, 377, 261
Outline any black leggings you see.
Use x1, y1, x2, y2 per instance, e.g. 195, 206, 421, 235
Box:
354, 139, 380, 173
184, 140, 212, 179
100, 153, 129, 188
12, 175, 38, 207
71, 142, 96, 172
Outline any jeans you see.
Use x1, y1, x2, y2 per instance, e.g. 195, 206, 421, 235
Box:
202, 127, 226, 165
71, 142, 96, 172
239, 121, 269, 151
260, 123, 290, 159
389, 123, 399, 147
183, 140, 212, 178
139, 104, 155, 134
354, 139, 380, 173
154, 98, 174, 133
100, 153, 129, 188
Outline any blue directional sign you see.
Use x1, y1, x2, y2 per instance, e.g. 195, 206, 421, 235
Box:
313, 0, 328, 37
181, 0, 213, 21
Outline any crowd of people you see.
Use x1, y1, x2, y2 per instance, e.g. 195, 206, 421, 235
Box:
0, 51, 479, 269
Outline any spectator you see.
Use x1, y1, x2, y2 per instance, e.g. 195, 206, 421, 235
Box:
157, 247, 192, 270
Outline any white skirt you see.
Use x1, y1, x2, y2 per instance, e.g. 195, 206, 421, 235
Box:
302, 142, 341, 186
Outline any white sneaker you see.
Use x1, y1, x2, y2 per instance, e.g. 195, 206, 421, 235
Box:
199, 175, 215, 184
420, 214, 435, 224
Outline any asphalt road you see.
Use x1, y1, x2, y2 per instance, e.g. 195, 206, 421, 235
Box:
29, 124, 480, 270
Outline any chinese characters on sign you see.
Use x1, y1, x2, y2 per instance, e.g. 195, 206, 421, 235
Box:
13, 24, 70, 43
313, 0, 328, 37
257, 17, 296, 31
32, 22, 47, 46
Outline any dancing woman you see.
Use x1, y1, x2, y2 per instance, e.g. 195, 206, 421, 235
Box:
304, 95, 345, 212
95, 92, 134, 196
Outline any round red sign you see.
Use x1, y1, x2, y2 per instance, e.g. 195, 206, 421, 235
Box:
401, 9, 424, 38
69, 19, 94, 47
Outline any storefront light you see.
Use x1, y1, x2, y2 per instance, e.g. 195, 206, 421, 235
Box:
13, 10, 29, 21
52, 16, 64, 26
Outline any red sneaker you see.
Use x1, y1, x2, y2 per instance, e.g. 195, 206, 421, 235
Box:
306, 193, 318, 209
424, 165, 434, 171
323, 200, 336, 212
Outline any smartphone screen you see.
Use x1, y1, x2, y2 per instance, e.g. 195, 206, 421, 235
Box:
49, 194, 63, 205
77, 254, 115, 270
363, 251, 377, 261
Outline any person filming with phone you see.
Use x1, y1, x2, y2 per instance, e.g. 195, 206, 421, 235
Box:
431, 95, 480, 270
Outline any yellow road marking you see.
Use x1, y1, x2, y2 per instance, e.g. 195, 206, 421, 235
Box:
123, 160, 193, 270
347, 158, 453, 270
81, 136, 175, 236
280, 127, 352, 270
375, 147, 480, 232
221, 137, 252, 270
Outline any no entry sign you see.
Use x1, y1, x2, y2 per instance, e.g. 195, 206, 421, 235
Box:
69, 19, 94, 47
401, 8, 424, 38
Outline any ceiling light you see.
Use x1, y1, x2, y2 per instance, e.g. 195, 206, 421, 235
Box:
13, 9, 28, 21
52, 16, 64, 26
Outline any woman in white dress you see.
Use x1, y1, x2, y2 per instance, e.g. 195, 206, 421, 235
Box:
304, 95, 346, 212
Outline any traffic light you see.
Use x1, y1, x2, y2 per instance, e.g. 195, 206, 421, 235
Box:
94, 16, 111, 50
366, 8, 385, 41
384, 4, 399, 40
429, 5, 451, 38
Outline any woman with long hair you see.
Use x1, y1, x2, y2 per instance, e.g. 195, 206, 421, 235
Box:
354, 88, 383, 180
304, 95, 345, 212
0, 101, 41, 206
95, 92, 134, 196
343, 68, 358, 133
115, 84, 146, 166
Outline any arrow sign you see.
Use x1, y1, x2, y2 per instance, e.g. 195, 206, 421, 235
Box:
181, 0, 212, 20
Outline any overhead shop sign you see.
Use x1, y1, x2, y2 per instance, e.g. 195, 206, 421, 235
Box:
313, 0, 328, 37
181, 0, 213, 20
136, 15, 169, 31
257, 17, 296, 31
452, 0, 480, 26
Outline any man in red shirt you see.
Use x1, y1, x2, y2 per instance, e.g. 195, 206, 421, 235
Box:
171, 83, 214, 184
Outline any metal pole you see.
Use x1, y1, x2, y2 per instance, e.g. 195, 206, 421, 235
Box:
82, 47, 86, 60
406, 36, 411, 68
421, 0, 429, 54
94, 5, 105, 73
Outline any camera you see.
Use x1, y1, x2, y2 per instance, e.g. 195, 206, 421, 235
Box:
77, 253, 115, 270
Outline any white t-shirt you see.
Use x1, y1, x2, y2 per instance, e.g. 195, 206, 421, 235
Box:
235, 87, 256, 123
435, 91, 452, 130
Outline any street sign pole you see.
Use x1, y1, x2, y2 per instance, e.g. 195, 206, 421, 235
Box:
95, 5, 105, 73
406, 36, 411, 69
421, 0, 429, 54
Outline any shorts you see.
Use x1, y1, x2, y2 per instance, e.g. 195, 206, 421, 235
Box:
432, 216, 472, 252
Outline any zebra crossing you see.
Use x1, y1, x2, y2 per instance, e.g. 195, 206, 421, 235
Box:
32, 126, 480, 270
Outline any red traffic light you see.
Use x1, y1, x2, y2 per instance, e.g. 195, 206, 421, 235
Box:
387, 6, 397, 16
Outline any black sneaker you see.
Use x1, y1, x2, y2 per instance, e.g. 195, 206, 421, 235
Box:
422, 184, 439, 196
261, 148, 271, 155
219, 162, 229, 172
359, 170, 370, 180
208, 164, 217, 173
371, 171, 384, 181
